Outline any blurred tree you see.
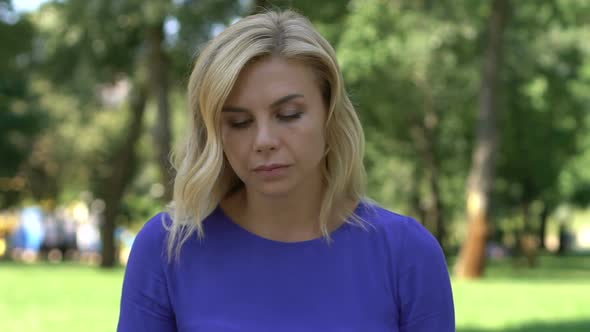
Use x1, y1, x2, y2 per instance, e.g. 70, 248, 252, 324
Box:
455, 0, 510, 279
30, 0, 243, 267
98, 82, 148, 268
0, 1, 46, 207
490, 0, 590, 260
5, 0, 589, 273
145, 1, 174, 202
33, 0, 151, 267
335, 0, 483, 252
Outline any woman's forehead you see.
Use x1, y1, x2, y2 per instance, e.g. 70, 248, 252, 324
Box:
224, 57, 321, 107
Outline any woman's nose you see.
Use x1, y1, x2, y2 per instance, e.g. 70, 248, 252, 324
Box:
254, 121, 278, 152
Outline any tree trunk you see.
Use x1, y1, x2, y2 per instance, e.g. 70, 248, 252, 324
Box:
520, 200, 538, 268
100, 83, 148, 268
411, 72, 446, 252
454, 0, 509, 279
147, 23, 173, 203
411, 118, 445, 252
427, 152, 445, 251
410, 166, 427, 227
557, 223, 568, 255
539, 203, 550, 250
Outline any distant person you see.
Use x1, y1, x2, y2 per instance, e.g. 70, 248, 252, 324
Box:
19, 206, 45, 263
41, 212, 65, 262
558, 222, 573, 255
76, 215, 101, 264
118, 10, 454, 331
115, 226, 135, 266
9, 216, 26, 260
59, 208, 78, 260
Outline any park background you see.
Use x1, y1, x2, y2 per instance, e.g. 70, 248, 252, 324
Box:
1, 0, 590, 331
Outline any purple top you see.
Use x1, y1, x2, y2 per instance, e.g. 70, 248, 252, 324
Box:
117, 201, 455, 331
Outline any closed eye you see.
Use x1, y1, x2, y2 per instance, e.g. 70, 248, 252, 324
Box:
229, 119, 253, 128
277, 111, 302, 121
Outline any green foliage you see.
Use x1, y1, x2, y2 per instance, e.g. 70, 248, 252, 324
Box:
33, 0, 145, 100
2, 0, 590, 251
493, 1, 590, 226
0, 8, 47, 207
335, 0, 480, 221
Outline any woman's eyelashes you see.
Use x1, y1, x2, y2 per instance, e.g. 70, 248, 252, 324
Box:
277, 110, 303, 121
228, 110, 303, 129
229, 119, 253, 128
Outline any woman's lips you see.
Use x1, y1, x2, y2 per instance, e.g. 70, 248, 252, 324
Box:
253, 164, 290, 178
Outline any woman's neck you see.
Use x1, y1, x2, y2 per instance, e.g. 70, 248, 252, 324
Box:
222, 183, 333, 242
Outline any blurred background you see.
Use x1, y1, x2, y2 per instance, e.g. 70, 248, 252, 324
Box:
1, 0, 589, 331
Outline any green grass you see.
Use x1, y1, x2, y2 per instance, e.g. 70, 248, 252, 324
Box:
0, 262, 123, 332
454, 254, 590, 332
1, 255, 589, 332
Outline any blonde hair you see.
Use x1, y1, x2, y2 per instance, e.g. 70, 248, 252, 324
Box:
166, 10, 367, 260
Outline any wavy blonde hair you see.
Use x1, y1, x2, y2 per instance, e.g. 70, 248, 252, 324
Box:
166, 10, 367, 260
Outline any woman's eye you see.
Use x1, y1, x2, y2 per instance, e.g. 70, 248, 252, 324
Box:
229, 119, 252, 128
277, 111, 302, 121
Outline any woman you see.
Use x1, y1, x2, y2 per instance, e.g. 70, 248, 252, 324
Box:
118, 10, 454, 332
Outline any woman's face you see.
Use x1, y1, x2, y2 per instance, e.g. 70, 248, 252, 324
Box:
221, 56, 328, 197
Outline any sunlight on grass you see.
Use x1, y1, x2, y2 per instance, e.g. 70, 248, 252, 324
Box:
455, 279, 590, 330
0, 263, 123, 332
454, 255, 590, 331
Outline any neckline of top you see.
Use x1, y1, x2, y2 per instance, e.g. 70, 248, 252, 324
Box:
213, 201, 367, 246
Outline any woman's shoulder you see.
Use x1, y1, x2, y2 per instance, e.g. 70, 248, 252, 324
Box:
132, 209, 225, 253
359, 205, 455, 330
358, 200, 419, 231
137, 212, 171, 238
130, 212, 172, 258
358, 201, 441, 253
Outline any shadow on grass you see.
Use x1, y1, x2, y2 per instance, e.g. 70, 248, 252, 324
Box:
459, 319, 590, 332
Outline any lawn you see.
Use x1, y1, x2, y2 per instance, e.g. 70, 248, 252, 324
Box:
1, 255, 589, 332
453, 254, 590, 331
0, 262, 123, 332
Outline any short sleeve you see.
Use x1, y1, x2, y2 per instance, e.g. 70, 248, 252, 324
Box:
397, 217, 455, 332
117, 213, 177, 332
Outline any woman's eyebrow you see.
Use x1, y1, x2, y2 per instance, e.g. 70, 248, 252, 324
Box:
270, 93, 304, 108
222, 93, 304, 113
221, 106, 249, 113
